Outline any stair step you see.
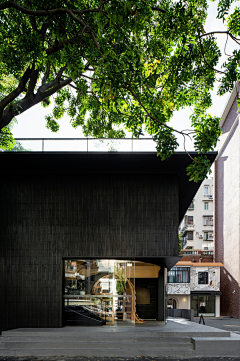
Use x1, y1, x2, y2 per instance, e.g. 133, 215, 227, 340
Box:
0, 346, 195, 357
0, 335, 192, 343
0, 341, 194, 350
192, 335, 240, 356
1, 329, 231, 337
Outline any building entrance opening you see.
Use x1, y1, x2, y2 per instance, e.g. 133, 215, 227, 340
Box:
167, 298, 177, 309
191, 295, 215, 317
63, 259, 162, 326
64, 259, 136, 326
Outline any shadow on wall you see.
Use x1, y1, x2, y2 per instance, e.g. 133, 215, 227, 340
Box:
220, 267, 240, 318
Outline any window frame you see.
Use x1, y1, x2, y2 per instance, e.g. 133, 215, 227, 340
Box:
198, 272, 208, 284
167, 267, 190, 284
203, 232, 209, 240
188, 216, 194, 225
203, 216, 213, 226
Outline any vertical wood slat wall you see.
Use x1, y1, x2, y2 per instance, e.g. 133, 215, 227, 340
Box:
0, 174, 178, 331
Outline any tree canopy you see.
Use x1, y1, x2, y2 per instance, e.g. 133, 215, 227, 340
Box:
0, 0, 239, 181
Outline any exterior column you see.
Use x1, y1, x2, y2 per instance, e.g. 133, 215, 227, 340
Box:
215, 295, 220, 317
157, 266, 166, 322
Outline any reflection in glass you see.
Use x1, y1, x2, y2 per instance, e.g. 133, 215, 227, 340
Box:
64, 259, 135, 326
191, 295, 215, 317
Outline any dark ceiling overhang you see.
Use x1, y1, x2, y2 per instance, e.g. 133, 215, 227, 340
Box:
62, 255, 181, 270
0, 151, 217, 223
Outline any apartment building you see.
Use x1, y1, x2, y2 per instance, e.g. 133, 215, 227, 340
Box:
179, 178, 214, 262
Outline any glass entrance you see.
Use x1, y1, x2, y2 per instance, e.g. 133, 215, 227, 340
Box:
64, 259, 135, 326
191, 295, 215, 317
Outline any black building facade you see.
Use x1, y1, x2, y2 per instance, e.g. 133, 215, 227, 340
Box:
0, 152, 216, 331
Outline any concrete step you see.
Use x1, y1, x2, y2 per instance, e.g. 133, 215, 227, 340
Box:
0, 345, 195, 357
0, 332, 194, 357
192, 335, 240, 357
0, 335, 192, 343
1, 329, 231, 337
0, 341, 194, 350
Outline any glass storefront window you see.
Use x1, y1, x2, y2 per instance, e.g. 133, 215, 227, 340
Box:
64, 259, 135, 326
191, 295, 215, 317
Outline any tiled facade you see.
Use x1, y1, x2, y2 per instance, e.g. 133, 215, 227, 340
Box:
215, 82, 240, 318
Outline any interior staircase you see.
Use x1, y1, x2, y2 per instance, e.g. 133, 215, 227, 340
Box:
64, 305, 106, 326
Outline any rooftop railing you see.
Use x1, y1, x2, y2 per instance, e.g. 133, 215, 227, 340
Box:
8, 138, 158, 152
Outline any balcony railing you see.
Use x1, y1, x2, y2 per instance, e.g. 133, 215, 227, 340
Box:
5, 138, 158, 153
203, 221, 213, 226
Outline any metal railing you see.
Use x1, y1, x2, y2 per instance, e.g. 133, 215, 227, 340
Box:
10, 138, 158, 152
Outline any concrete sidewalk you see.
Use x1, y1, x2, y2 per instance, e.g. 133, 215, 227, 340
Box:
0, 318, 240, 357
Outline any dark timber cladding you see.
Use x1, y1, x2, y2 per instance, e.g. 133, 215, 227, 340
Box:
0, 152, 217, 330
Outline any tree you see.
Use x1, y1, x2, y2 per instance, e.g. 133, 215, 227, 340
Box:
0, 0, 239, 180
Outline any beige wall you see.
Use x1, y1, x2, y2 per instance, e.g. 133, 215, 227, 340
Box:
167, 295, 190, 309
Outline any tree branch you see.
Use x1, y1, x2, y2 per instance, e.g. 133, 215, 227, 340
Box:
124, 83, 190, 138
151, 7, 166, 13
26, 69, 39, 98
38, 78, 72, 101
0, 77, 72, 129
41, 64, 51, 85
0, 65, 34, 111
0, 1, 106, 17
45, 35, 84, 56
37, 65, 68, 94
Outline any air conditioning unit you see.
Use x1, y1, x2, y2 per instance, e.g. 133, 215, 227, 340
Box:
209, 234, 213, 238
199, 234, 203, 238
209, 195, 213, 199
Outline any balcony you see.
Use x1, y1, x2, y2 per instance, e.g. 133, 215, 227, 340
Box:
203, 221, 213, 226
180, 223, 195, 234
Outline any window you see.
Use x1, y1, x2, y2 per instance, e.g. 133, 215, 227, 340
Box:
203, 216, 213, 226
198, 272, 208, 284
204, 186, 209, 195
204, 202, 209, 210
203, 232, 209, 240
167, 267, 190, 283
188, 216, 193, 225
187, 231, 194, 240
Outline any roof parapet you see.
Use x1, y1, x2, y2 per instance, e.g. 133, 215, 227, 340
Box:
220, 81, 239, 128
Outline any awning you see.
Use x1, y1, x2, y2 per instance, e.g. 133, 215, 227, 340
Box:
191, 290, 222, 296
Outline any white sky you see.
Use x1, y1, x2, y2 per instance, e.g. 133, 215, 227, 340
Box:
11, 0, 239, 151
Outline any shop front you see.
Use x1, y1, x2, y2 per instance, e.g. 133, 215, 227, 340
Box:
191, 291, 222, 317
0, 152, 216, 331
64, 259, 161, 326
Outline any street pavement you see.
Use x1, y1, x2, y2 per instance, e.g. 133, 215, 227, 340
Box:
194, 317, 240, 335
